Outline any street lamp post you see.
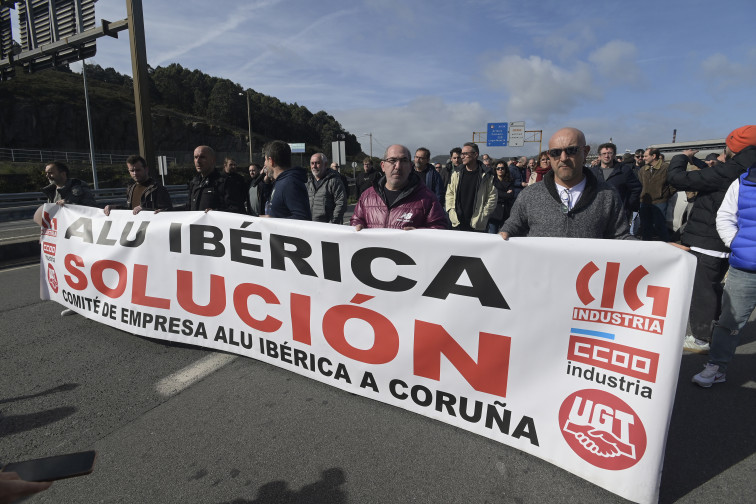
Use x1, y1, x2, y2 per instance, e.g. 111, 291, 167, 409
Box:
239, 91, 252, 163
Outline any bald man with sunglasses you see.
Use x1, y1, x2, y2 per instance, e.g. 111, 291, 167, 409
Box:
499, 127, 632, 239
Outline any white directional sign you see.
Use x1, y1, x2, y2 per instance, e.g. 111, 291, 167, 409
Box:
509, 121, 525, 147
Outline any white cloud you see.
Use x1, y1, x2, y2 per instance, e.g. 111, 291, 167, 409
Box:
700, 50, 756, 91
588, 40, 641, 84
538, 24, 597, 61
483, 55, 599, 122
334, 96, 489, 158
149, 0, 282, 66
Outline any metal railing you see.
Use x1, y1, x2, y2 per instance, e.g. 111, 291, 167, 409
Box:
0, 185, 188, 222
0, 148, 177, 165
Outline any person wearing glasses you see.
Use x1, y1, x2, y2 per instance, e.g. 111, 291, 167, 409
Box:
633, 149, 645, 175
351, 144, 447, 230
486, 161, 515, 233
445, 142, 497, 232
499, 127, 631, 239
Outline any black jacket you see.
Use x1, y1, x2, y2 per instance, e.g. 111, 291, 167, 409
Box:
122, 178, 172, 211
489, 175, 515, 225
356, 169, 381, 199
42, 178, 97, 206
667, 146, 756, 252
589, 162, 642, 215
246, 172, 273, 216
188, 169, 245, 213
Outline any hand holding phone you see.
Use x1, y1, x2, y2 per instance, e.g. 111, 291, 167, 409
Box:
0, 472, 52, 503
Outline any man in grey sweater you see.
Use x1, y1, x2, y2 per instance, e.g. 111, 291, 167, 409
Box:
307, 152, 347, 224
500, 127, 631, 239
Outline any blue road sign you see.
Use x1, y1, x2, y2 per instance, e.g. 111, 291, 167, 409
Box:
487, 123, 508, 147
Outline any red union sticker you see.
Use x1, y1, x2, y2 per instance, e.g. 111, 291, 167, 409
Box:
568, 336, 659, 382
42, 242, 56, 256
47, 263, 59, 294
559, 389, 646, 470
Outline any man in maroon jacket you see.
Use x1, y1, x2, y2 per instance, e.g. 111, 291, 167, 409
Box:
351, 144, 448, 230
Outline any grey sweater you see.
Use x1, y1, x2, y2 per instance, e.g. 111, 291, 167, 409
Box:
500, 169, 632, 239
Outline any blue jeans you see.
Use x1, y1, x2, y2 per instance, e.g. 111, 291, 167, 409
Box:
639, 202, 669, 241
630, 211, 640, 236
487, 221, 501, 234
709, 266, 756, 372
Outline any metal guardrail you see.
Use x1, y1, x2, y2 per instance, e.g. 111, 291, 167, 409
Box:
0, 148, 177, 165
0, 185, 188, 222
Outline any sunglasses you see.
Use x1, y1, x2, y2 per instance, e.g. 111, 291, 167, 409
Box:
548, 146, 582, 158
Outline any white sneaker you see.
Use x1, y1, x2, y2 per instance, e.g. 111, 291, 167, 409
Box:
61, 308, 75, 316
692, 363, 726, 388
683, 335, 710, 354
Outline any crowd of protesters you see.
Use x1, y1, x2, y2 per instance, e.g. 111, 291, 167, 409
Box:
34, 125, 756, 394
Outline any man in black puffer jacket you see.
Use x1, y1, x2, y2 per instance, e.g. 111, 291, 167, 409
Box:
667, 126, 756, 353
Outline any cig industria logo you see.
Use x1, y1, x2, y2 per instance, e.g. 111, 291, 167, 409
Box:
573, 261, 670, 335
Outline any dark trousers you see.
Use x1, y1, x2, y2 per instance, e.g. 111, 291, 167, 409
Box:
640, 202, 669, 241
688, 250, 729, 342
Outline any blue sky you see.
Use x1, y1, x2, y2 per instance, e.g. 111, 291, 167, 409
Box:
11, 0, 756, 159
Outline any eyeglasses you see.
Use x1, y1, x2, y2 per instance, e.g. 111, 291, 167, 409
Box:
495, 167, 506, 170
548, 146, 582, 158
383, 157, 410, 165
460, 151, 476, 157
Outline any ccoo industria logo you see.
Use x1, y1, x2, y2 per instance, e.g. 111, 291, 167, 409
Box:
42, 242, 56, 262
572, 261, 670, 335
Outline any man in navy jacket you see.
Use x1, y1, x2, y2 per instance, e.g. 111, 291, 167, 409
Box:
589, 142, 641, 222
263, 140, 311, 220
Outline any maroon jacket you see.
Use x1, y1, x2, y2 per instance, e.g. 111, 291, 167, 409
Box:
350, 171, 448, 229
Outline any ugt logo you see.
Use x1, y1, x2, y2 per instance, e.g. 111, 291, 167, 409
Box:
559, 389, 647, 470
40, 211, 58, 237
573, 262, 670, 335
47, 263, 59, 294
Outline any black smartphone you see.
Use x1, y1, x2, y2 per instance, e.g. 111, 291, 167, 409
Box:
1, 450, 96, 482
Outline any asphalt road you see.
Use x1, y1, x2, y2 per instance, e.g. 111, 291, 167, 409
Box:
0, 219, 39, 245
1, 261, 755, 504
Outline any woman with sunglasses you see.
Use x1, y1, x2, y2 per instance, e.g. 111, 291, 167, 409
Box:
528, 151, 552, 185
487, 161, 515, 233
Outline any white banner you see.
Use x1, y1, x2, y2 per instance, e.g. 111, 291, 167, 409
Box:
38, 204, 695, 504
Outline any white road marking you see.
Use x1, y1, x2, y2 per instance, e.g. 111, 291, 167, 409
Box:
155, 353, 237, 397
0, 225, 39, 232
0, 234, 40, 242
741, 381, 756, 389
0, 263, 40, 273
